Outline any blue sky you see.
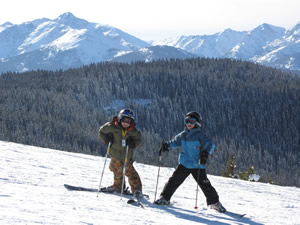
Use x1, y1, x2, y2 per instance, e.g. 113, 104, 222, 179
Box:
1, 0, 299, 40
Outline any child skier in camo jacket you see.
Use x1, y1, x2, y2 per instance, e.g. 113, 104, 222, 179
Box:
154, 111, 226, 212
99, 108, 143, 199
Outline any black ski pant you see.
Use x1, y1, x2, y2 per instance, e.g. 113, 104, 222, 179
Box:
160, 164, 219, 205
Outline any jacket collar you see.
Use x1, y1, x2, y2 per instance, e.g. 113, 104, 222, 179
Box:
184, 127, 200, 134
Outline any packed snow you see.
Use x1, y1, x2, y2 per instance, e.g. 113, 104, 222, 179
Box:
1, 141, 300, 225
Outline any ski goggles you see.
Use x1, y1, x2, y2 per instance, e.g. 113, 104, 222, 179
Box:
121, 117, 133, 124
184, 117, 197, 125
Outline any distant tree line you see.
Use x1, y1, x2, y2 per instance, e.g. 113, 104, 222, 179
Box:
0, 58, 299, 187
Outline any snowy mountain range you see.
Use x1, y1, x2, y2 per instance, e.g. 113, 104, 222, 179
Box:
0, 12, 150, 72
152, 23, 300, 72
0, 12, 299, 73
1, 140, 300, 224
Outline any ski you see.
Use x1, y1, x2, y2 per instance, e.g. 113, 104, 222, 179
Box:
64, 184, 149, 199
127, 192, 151, 208
153, 202, 246, 218
224, 211, 246, 218
206, 206, 246, 218
64, 184, 98, 192
127, 199, 144, 208
64, 184, 133, 195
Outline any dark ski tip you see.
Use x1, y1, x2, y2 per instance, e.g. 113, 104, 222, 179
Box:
127, 199, 144, 208
64, 184, 98, 192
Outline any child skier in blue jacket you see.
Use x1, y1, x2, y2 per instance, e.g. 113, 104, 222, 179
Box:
154, 111, 226, 212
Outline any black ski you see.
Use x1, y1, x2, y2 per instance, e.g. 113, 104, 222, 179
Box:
64, 184, 133, 195
64, 184, 98, 192
127, 199, 144, 208
64, 184, 149, 198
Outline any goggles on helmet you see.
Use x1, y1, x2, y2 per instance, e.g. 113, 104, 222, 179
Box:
120, 109, 134, 119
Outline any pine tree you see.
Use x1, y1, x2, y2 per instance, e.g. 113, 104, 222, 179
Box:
222, 153, 237, 178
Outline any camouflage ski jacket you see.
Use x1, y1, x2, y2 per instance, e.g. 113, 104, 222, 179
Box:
99, 117, 142, 161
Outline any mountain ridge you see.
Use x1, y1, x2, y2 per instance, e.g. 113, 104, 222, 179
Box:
0, 12, 299, 73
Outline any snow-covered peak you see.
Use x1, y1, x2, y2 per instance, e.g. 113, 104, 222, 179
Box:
31, 18, 51, 27
227, 23, 285, 59
284, 22, 300, 40
151, 30, 247, 58
254, 22, 300, 71
55, 12, 77, 22
248, 23, 285, 37
0, 21, 13, 27
286, 21, 300, 33
150, 35, 186, 47
0, 12, 150, 72
0, 13, 299, 73
0, 22, 13, 32
218, 28, 235, 36
54, 12, 89, 29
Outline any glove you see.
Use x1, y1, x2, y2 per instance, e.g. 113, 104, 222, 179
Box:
160, 141, 169, 153
126, 137, 135, 148
105, 133, 114, 145
200, 151, 209, 164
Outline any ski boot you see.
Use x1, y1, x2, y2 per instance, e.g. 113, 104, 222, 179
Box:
100, 185, 121, 193
133, 190, 143, 201
154, 196, 170, 205
209, 202, 226, 212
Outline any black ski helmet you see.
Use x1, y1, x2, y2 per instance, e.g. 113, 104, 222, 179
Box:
118, 108, 135, 123
185, 111, 202, 124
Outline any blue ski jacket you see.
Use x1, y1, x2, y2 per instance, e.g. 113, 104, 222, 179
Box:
168, 127, 215, 169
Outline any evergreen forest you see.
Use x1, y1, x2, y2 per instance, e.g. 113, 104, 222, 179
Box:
0, 58, 299, 187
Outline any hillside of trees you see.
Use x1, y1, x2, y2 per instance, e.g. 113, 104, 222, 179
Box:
0, 58, 299, 187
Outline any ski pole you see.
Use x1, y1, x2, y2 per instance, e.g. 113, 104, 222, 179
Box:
97, 142, 111, 197
120, 145, 129, 200
154, 147, 162, 202
194, 147, 202, 209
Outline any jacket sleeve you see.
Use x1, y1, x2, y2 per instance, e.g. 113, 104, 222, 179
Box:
98, 122, 111, 144
199, 132, 215, 154
168, 131, 184, 149
131, 129, 142, 149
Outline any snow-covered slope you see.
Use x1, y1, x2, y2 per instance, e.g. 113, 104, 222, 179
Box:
227, 23, 285, 59
151, 29, 247, 58
255, 23, 300, 71
111, 45, 197, 63
0, 12, 150, 72
1, 140, 300, 225
153, 23, 300, 72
